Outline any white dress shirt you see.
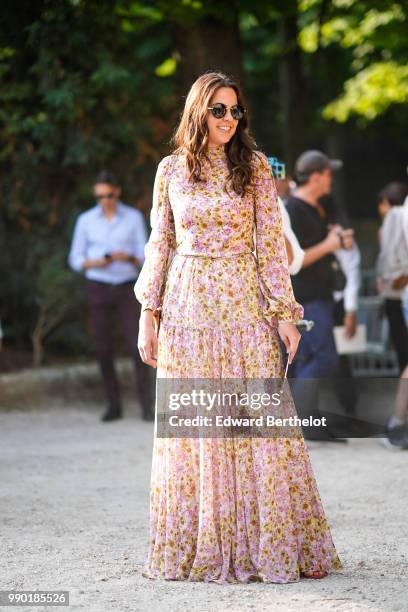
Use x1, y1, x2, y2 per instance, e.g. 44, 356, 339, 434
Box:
333, 243, 361, 312
68, 201, 147, 284
403, 195, 408, 250
377, 204, 408, 299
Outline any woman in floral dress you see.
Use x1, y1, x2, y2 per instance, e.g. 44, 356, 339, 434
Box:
134, 72, 342, 584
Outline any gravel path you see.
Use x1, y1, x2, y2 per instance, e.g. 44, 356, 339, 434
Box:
1, 401, 407, 612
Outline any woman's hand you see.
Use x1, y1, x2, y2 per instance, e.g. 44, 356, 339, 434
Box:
278, 321, 301, 364
138, 310, 158, 368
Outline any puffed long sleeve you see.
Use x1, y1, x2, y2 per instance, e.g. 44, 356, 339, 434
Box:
134, 156, 177, 312
253, 152, 304, 327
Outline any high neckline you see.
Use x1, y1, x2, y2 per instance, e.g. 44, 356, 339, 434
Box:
206, 144, 226, 159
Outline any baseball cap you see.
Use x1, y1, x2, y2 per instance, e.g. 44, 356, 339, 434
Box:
294, 150, 343, 182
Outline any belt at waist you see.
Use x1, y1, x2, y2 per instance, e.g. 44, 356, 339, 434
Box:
174, 250, 253, 259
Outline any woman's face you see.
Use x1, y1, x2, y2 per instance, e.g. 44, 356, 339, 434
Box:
206, 86, 239, 147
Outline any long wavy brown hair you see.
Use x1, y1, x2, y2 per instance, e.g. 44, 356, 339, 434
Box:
171, 72, 257, 197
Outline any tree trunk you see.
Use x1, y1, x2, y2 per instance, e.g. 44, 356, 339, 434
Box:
170, 15, 245, 97
277, 14, 309, 169
31, 327, 44, 368
31, 303, 66, 367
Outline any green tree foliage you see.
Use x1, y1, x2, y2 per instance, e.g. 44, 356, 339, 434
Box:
0, 0, 177, 358
297, 0, 408, 122
0, 0, 406, 364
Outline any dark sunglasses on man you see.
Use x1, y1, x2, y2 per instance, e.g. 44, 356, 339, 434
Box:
95, 192, 116, 201
207, 103, 246, 121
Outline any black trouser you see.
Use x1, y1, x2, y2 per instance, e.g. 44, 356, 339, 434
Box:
385, 298, 408, 374
332, 299, 358, 415
85, 279, 154, 413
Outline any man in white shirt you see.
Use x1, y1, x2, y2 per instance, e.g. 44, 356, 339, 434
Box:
68, 170, 154, 422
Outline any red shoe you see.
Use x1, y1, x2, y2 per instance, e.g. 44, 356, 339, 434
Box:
301, 570, 328, 579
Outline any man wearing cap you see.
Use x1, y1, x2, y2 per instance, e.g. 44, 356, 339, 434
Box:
286, 150, 354, 441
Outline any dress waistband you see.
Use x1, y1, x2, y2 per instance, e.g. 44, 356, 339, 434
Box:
85, 278, 137, 287
174, 250, 253, 259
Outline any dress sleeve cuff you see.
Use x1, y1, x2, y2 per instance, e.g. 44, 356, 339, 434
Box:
141, 304, 162, 316
262, 297, 304, 328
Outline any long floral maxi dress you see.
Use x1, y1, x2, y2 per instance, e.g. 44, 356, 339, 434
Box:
134, 144, 343, 584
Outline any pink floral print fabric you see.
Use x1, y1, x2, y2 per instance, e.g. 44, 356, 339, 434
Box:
134, 145, 343, 583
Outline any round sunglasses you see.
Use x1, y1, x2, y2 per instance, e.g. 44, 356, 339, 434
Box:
207, 103, 246, 121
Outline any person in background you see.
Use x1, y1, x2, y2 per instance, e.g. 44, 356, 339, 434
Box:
377, 181, 408, 225
376, 182, 408, 374
279, 176, 351, 275
318, 195, 361, 417
279, 199, 305, 275
403, 188, 408, 324
280, 185, 360, 419
272, 166, 306, 275
68, 170, 154, 422
376, 181, 408, 448
382, 365, 408, 450
276, 173, 296, 202
0, 317, 3, 351
286, 150, 354, 441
